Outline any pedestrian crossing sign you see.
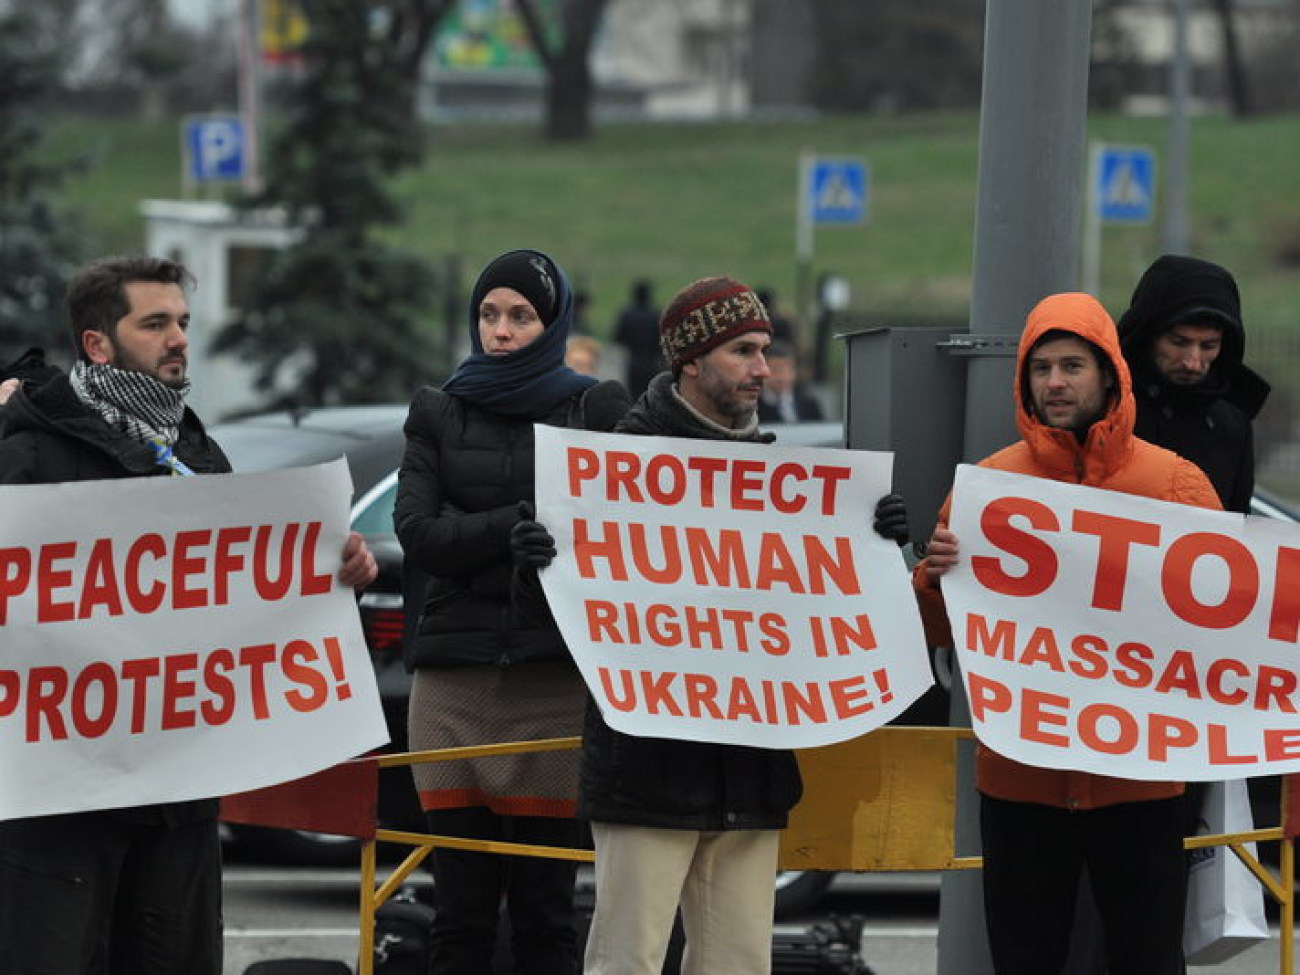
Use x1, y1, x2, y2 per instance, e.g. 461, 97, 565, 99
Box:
1095, 145, 1156, 223
809, 158, 868, 224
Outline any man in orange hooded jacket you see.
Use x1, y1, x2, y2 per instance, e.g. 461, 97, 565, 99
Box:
913, 292, 1221, 974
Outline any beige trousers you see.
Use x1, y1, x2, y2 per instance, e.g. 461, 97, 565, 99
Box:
583, 822, 780, 975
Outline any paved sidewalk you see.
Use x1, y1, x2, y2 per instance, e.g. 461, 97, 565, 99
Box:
854, 922, 1287, 974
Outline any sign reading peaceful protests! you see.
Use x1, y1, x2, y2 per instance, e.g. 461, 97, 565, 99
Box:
945, 464, 1300, 782
535, 427, 932, 749
0, 460, 389, 819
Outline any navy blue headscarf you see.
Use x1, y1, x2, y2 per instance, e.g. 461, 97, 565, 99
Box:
441, 248, 596, 418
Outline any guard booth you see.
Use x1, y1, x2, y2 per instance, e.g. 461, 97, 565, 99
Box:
141, 199, 301, 422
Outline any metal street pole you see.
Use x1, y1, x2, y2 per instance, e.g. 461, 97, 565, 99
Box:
237, 0, 263, 195
1163, 0, 1192, 254
795, 150, 815, 355
937, 2, 1094, 972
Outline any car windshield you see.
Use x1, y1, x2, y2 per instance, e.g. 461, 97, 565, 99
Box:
352, 476, 398, 535
215, 424, 357, 472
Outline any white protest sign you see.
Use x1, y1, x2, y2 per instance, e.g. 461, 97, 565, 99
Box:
0, 459, 388, 819
945, 464, 1300, 781
535, 427, 932, 749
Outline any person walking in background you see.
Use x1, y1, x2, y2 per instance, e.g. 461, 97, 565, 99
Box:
0, 255, 378, 975
755, 287, 799, 346
572, 289, 595, 336
913, 292, 1220, 975
757, 338, 824, 424
514, 275, 909, 975
1117, 254, 1270, 514
611, 278, 663, 399
394, 249, 630, 974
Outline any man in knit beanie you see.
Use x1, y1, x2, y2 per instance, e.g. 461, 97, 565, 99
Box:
650, 275, 776, 432
515, 274, 910, 973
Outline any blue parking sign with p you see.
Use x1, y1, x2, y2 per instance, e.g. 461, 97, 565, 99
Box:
1095, 146, 1155, 223
185, 117, 246, 183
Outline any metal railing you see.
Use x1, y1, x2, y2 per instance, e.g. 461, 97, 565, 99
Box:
327, 728, 1295, 975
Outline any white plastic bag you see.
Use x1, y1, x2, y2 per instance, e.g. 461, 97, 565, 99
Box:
1182, 779, 1271, 965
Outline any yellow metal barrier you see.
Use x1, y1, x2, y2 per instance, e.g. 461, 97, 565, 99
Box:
347, 728, 1293, 975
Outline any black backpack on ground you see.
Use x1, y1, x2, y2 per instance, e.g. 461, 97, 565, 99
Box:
771, 915, 874, 975
371, 887, 436, 975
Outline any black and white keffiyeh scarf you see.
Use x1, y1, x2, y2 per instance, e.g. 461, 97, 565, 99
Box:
70, 360, 190, 449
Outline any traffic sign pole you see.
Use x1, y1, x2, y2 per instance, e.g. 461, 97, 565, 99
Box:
1082, 142, 1103, 295
795, 152, 815, 330
237, 0, 262, 194
1163, 0, 1192, 254
794, 153, 867, 353
1080, 142, 1156, 296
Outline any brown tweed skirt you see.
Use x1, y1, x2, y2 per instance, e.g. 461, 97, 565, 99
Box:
407, 661, 586, 818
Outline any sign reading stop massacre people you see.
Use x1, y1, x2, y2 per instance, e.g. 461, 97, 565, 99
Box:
535, 427, 932, 749
945, 464, 1300, 781
0, 459, 388, 819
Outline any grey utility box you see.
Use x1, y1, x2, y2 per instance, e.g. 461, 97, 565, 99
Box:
842, 326, 968, 546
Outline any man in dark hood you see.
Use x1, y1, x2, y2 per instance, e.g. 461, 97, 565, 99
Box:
1117, 254, 1270, 513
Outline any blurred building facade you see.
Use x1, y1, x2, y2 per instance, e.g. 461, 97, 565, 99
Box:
414, 0, 1298, 122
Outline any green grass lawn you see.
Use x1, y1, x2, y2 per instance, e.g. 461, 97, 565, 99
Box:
39, 108, 1300, 493
44, 109, 1300, 338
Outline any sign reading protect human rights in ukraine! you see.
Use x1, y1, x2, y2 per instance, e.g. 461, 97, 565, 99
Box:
0, 459, 389, 819
534, 427, 934, 749
945, 464, 1300, 781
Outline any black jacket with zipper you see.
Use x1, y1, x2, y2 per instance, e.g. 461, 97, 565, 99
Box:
394, 379, 629, 670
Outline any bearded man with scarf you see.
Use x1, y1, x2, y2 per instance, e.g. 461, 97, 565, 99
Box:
394, 249, 630, 974
0, 255, 378, 975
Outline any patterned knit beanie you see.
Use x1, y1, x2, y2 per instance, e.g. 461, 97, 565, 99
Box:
658, 277, 772, 374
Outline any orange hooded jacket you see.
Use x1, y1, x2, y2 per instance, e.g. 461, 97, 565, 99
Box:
913, 292, 1222, 810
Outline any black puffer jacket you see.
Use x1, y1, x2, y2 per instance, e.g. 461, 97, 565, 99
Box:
578, 372, 804, 831
395, 379, 629, 670
0, 373, 231, 826
1117, 255, 1270, 514
0, 374, 230, 484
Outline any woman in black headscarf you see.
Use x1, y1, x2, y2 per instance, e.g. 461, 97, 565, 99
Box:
394, 249, 630, 974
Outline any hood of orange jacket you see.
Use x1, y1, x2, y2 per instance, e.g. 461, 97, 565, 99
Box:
1012, 291, 1137, 485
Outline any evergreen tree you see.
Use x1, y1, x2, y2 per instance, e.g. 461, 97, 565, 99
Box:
0, 9, 85, 357
215, 0, 438, 407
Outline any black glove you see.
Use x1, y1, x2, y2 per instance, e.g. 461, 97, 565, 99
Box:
873, 493, 909, 547
511, 501, 556, 571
